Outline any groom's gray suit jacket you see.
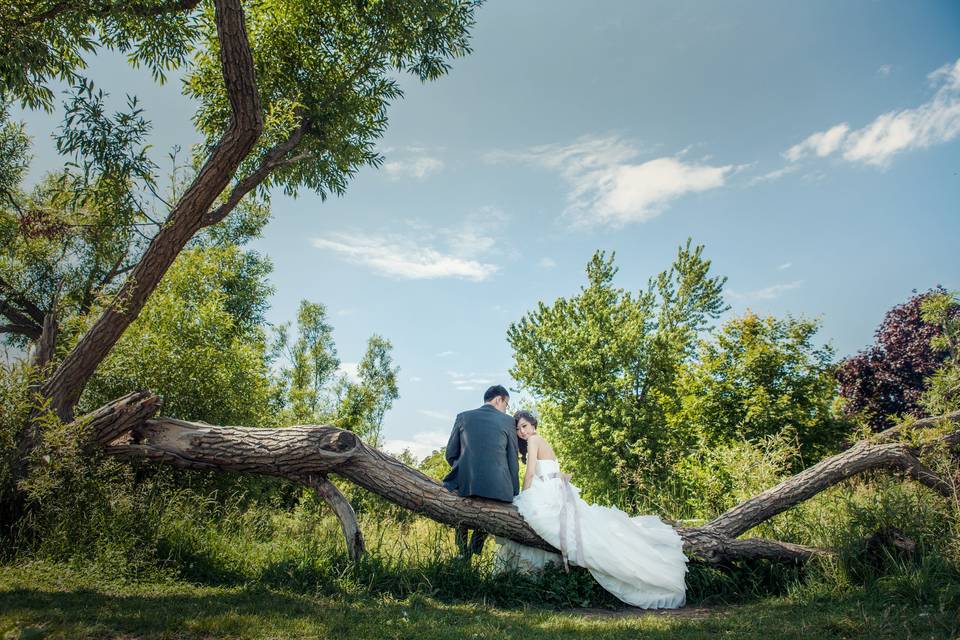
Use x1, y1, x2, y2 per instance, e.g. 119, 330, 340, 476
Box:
442, 404, 520, 502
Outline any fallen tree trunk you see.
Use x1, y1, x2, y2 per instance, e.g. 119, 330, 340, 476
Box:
81, 392, 958, 566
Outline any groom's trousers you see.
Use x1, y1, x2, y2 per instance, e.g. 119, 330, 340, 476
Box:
455, 525, 488, 558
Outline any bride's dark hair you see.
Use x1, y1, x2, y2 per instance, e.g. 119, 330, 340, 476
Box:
513, 410, 538, 464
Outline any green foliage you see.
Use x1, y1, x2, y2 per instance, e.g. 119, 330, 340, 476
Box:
920, 290, 960, 417
0, 361, 36, 528
186, 0, 479, 201
333, 335, 400, 444
418, 448, 449, 483
80, 244, 275, 427
0, 1, 198, 110
671, 312, 849, 468
508, 240, 727, 508
273, 300, 340, 423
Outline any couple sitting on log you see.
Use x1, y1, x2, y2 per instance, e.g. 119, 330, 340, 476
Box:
442, 385, 688, 609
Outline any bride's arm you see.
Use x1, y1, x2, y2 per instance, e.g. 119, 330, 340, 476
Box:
522, 438, 539, 491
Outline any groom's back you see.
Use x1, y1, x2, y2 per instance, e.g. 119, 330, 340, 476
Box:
442, 405, 519, 502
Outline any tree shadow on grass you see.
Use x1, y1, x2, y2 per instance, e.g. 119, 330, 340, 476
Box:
1, 582, 957, 640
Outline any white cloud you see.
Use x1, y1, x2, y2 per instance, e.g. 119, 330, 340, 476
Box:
538, 257, 557, 268
486, 136, 734, 226
745, 163, 801, 186
785, 58, 960, 167
418, 409, 453, 421
311, 233, 499, 282
337, 362, 360, 383
437, 350, 457, 357
381, 430, 449, 462
447, 371, 497, 392
777, 262, 792, 271
877, 64, 893, 78
784, 124, 851, 162
382, 147, 444, 181
409, 376, 422, 382
727, 280, 803, 302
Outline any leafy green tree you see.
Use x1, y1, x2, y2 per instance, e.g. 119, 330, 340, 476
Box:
335, 335, 399, 444
508, 240, 727, 508
919, 290, 960, 417
670, 312, 848, 466
2, 0, 476, 420
273, 300, 340, 423
0, 0, 478, 505
81, 244, 275, 427
418, 447, 448, 482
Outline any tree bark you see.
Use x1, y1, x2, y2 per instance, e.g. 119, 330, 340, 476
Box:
704, 439, 956, 539
301, 474, 365, 561
81, 394, 960, 566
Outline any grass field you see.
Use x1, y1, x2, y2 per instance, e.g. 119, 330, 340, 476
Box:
1, 561, 957, 640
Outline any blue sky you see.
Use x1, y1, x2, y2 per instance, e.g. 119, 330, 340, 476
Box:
15, 1, 960, 459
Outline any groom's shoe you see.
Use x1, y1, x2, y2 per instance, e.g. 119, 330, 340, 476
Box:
469, 530, 488, 556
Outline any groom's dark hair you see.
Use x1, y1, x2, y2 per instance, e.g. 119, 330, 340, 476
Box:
483, 385, 509, 403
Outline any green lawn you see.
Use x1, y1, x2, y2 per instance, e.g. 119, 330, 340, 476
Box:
1, 562, 957, 640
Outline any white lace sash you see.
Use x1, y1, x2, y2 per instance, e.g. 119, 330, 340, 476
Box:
544, 471, 584, 570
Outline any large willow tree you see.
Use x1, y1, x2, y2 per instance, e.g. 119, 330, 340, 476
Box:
0, 0, 479, 519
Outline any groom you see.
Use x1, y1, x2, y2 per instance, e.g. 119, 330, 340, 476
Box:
442, 384, 520, 557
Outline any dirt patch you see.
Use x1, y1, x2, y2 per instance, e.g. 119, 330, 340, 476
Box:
569, 605, 731, 619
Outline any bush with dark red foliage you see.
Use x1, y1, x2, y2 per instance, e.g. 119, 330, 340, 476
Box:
836, 287, 954, 430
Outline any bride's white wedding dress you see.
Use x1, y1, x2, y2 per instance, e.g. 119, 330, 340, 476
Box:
494, 458, 688, 609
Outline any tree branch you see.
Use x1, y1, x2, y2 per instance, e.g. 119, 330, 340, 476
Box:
705, 436, 958, 539
202, 39, 390, 227
37, 0, 263, 421
89, 393, 960, 566
0, 274, 45, 325
300, 473, 365, 561
875, 410, 960, 442
203, 116, 311, 226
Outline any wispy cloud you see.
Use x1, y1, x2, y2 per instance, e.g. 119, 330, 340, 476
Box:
437, 350, 457, 358
727, 280, 803, 302
877, 64, 893, 78
785, 58, 960, 167
447, 371, 497, 392
381, 431, 449, 462
418, 409, 453, 421
746, 163, 801, 186
382, 146, 444, 180
311, 232, 499, 282
784, 124, 851, 162
538, 257, 557, 269
486, 136, 735, 226
777, 262, 792, 271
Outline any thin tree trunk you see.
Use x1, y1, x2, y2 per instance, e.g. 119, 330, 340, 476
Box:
80, 394, 960, 565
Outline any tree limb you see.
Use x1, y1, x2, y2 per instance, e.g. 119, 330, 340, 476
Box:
705, 436, 958, 539
203, 116, 311, 226
84, 393, 960, 566
875, 410, 960, 442
37, 0, 263, 422
300, 473, 365, 561
0, 274, 45, 326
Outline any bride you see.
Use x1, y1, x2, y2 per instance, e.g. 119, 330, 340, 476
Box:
493, 410, 688, 609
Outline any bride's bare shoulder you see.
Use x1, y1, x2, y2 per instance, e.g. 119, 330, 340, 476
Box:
529, 434, 556, 457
